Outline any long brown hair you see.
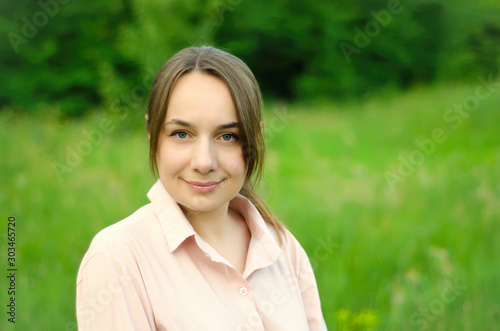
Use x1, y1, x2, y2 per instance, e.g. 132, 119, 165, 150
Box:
146, 46, 285, 243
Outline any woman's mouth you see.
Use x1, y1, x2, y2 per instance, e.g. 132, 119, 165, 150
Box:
184, 180, 222, 193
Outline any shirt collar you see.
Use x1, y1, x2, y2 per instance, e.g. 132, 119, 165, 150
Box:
147, 180, 282, 273
147, 180, 196, 252
229, 195, 282, 277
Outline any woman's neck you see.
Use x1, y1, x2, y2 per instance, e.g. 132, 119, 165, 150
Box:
182, 202, 232, 243
182, 203, 250, 273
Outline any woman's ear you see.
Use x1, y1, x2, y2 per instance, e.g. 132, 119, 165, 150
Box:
145, 114, 150, 140
260, 121, 264, 132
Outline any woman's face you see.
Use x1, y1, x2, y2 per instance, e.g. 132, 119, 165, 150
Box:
156, 72, 246, 214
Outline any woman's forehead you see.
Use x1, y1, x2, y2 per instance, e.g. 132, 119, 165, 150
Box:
165, 72, 238, 125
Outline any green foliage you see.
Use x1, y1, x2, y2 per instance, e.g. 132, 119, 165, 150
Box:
0, 0, 127, 116
103, 0, 218, 106
335, 309, 379, 331
216, 0, 500, 100
0, 0, 499, 115
0, 0, 218, 117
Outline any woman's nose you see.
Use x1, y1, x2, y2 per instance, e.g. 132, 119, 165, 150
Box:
191, 137, 218, 174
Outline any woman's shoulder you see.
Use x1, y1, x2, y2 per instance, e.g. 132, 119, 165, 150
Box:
262, 220, 309, 262
282, 227, 308, 255
80, 203, 158, 264
273, 225, 316, 271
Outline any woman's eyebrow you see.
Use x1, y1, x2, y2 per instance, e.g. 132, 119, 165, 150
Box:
165, 119, 239, 130
217, 122, 239, 130
165, 119, 192, 127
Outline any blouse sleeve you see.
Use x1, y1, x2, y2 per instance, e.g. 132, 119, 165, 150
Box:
76, 235, 155, 330
287, 231, 328, 331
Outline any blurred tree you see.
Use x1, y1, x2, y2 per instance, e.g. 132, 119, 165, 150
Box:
0, 0, 217, 116
216, 0, 500, 100
0, 0, 498, 115
214, 0, 321, 99
102, 0, 217, 117
0, 0, 128, 116
435, 0, 500, 81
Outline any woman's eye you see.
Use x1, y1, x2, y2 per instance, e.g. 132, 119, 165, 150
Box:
171, 131, 188, 139
221, 133, 238, 141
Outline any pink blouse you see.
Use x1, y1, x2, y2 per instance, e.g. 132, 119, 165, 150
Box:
77, 180, 327, 330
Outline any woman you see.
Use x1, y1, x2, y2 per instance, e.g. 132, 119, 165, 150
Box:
77, 46, 327, 330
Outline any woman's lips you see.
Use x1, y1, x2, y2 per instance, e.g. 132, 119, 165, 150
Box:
184, 180, 221, 193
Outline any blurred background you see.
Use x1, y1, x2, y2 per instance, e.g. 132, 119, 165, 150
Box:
1, 0, 499, 330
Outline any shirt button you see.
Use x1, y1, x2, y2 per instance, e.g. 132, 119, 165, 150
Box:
239, 286, 248, 296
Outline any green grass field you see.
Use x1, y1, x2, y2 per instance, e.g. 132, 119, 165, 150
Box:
1, 84, 499, 330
